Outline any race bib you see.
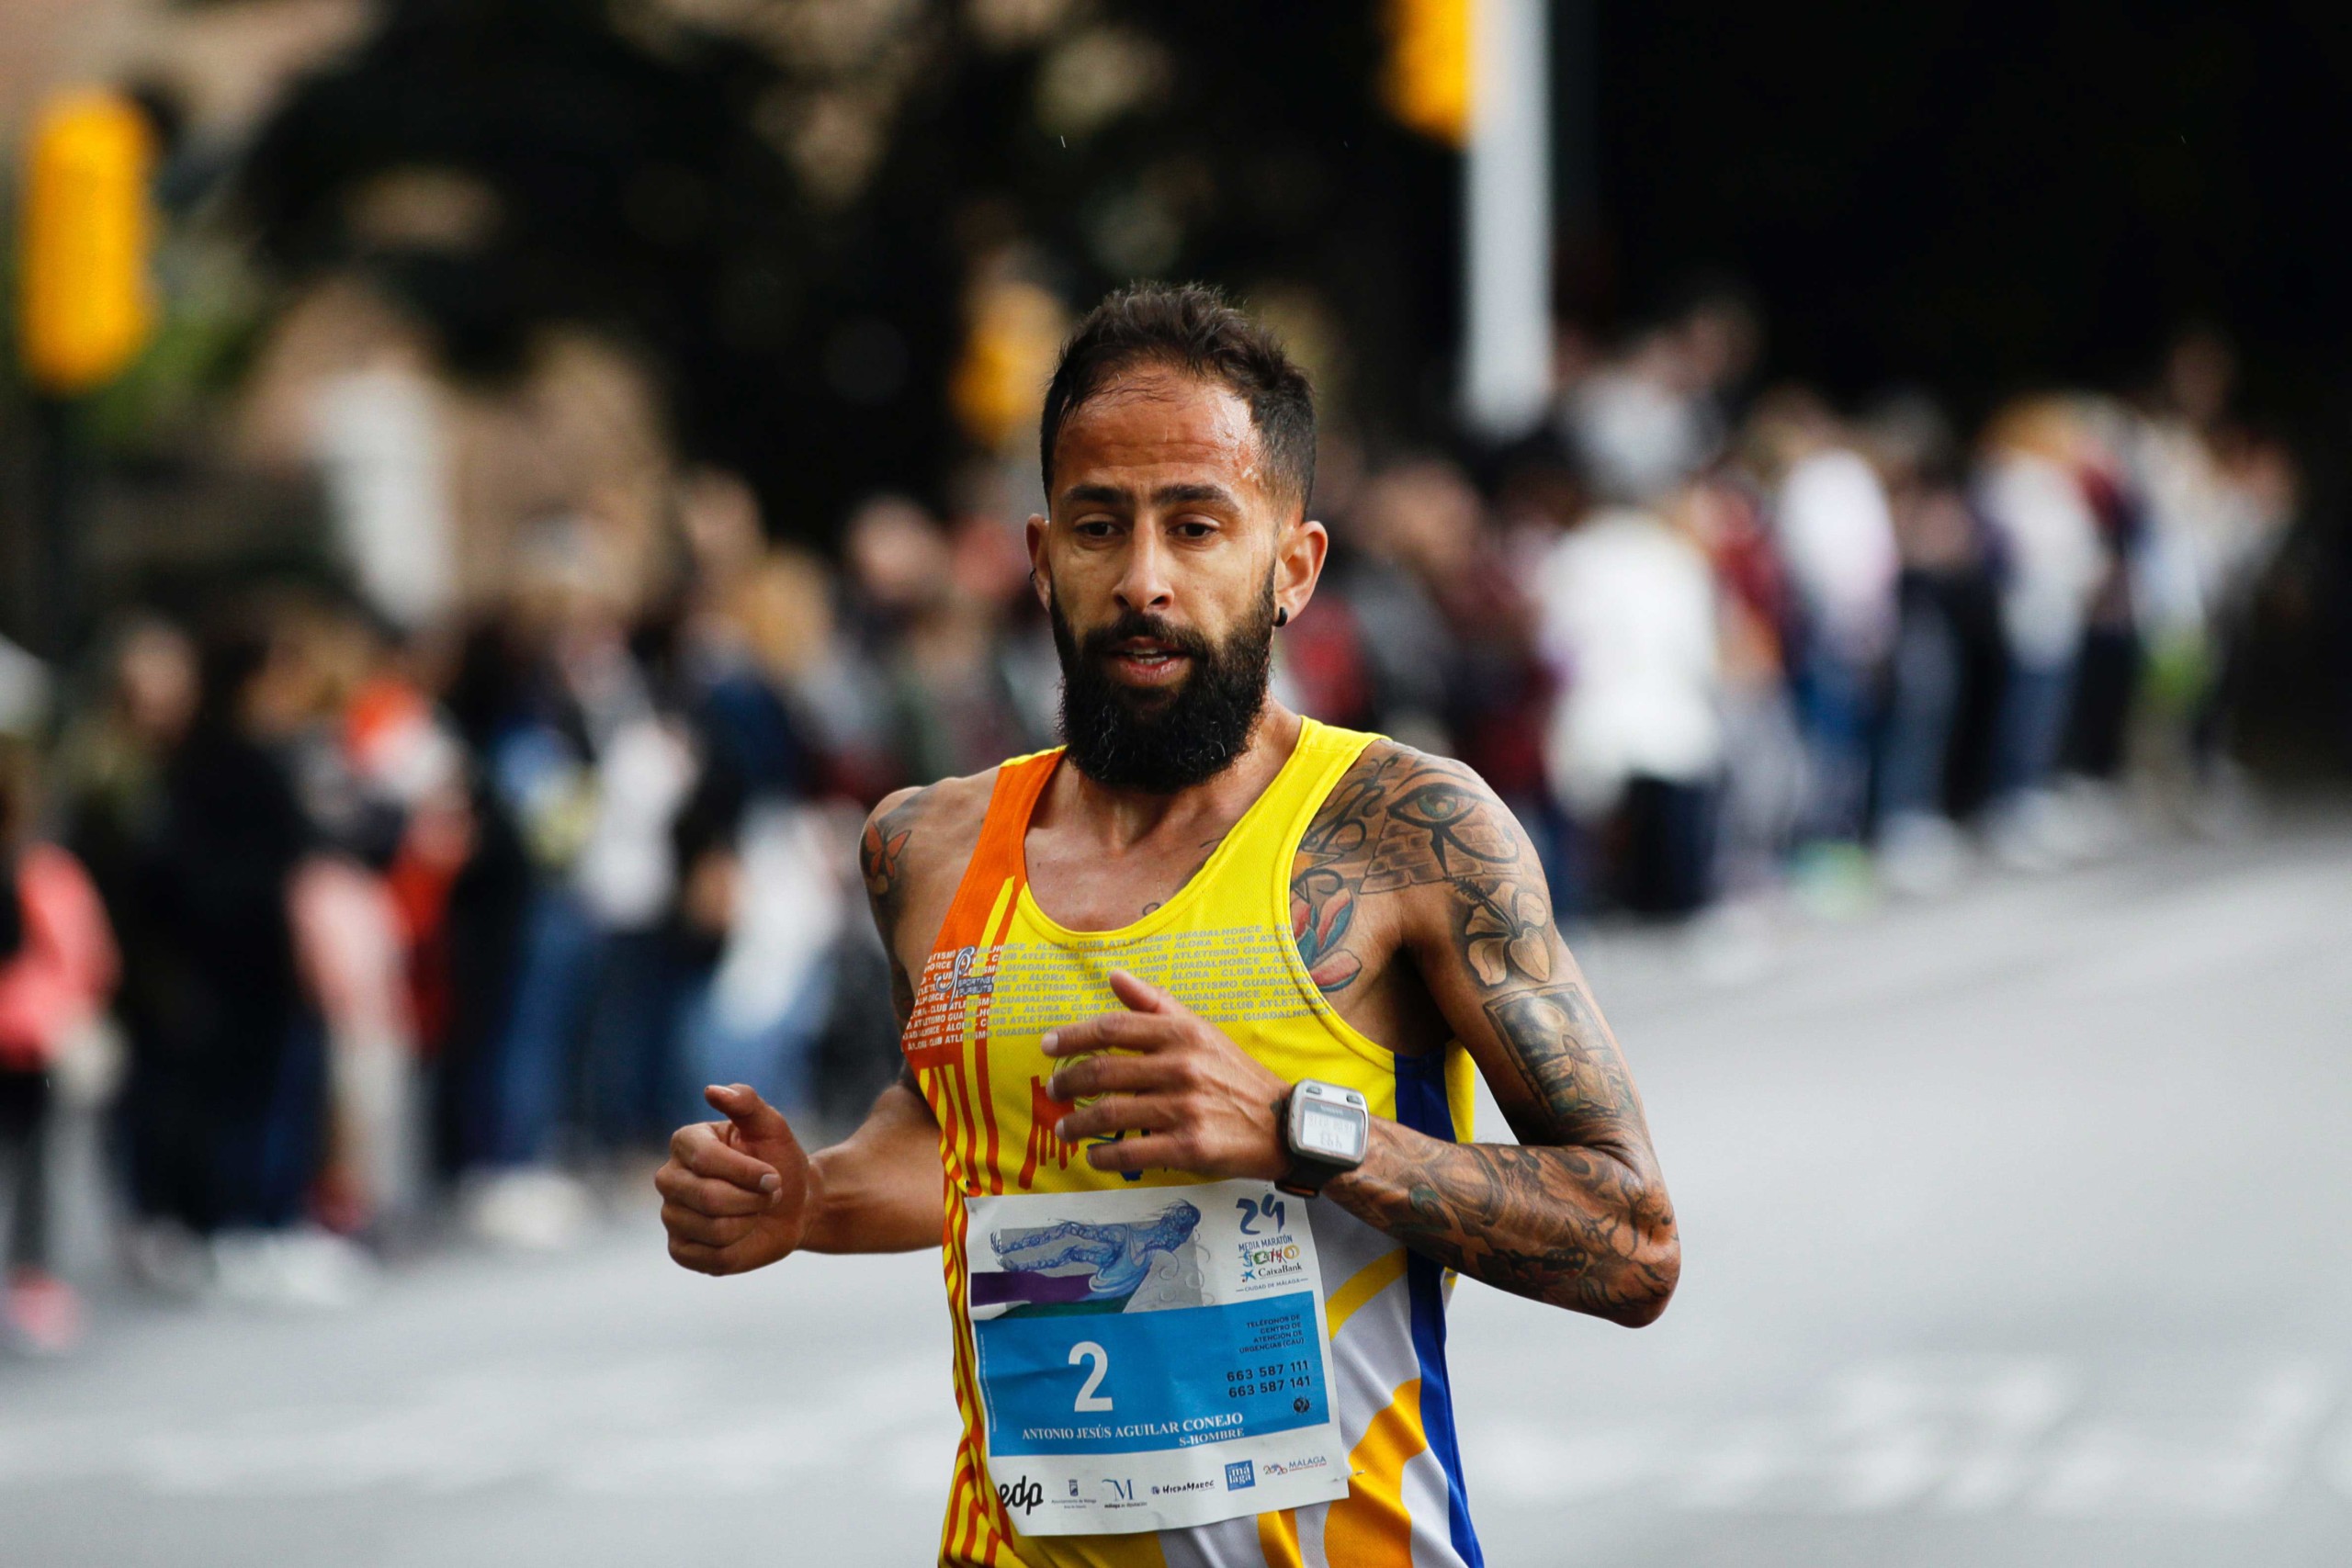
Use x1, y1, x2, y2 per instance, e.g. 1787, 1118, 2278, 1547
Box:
967, 1179, 1351, 1536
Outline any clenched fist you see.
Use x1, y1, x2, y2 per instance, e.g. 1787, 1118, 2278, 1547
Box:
656, 1084, 811, 1275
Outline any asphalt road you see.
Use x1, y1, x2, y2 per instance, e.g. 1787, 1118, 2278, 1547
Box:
6, 818, 2352, 1566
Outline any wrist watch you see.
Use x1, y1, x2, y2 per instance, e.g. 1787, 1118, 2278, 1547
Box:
1276, 1079, 1372, 1197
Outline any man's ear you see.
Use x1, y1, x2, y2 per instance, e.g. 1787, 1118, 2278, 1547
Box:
1024, 513, 1051, 608
1273, 515, 1328, 627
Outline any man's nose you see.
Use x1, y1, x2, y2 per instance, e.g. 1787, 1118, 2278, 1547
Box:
1113, 529, 1174, 614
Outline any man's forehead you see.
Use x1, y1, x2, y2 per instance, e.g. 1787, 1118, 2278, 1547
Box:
1052, 370, 1268, 502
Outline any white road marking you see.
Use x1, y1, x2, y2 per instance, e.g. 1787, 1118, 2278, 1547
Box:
1464, 1359, 2342, 1517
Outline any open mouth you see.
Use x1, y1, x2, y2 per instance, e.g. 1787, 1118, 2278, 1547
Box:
1104, 637, 1193, 683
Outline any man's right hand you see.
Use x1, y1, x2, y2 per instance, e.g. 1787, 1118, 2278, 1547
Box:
657, 1084, 812, 1275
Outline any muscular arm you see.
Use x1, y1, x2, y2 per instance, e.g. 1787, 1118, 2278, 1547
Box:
795, 788, 946, 1255
1310, 749, 1680, 1325
801, 1066, 943, 1253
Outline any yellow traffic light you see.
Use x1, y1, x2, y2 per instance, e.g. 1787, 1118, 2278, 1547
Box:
18, 88, 157, 396
951, 276, 1068, 452
1384, 0, 1473, 149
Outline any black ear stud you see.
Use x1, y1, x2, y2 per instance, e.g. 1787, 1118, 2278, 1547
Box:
1275, 606, 1290, 627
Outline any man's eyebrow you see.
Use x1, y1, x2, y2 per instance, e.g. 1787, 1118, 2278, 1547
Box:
1151, 481, 1240, 509
1058, 480, 1243, 510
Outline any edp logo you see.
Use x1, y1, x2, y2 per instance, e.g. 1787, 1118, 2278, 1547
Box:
998, 1476, 1044, 1513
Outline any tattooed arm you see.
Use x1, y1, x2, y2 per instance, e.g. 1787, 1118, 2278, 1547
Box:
859, 785, 930, 1026
797, 785, 955, 1254
1310, 747, 1679, 1325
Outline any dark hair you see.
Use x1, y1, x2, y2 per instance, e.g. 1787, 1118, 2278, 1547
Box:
1039, 282, 1317, 515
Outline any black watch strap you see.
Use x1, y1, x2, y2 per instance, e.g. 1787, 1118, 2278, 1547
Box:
1275, 1161, 1334, 1199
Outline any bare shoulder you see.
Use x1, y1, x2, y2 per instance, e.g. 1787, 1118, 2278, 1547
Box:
859, 766, 1007, 1024
1297, 739, 1532, 890
858, 767, 1000, 930
1292, 739, 1551, 997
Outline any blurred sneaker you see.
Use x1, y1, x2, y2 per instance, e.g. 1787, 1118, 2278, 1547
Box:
2188, 759, 2256, 841
463, 1168, 594, 1253
2053, 776, 2134, 861
122, 1219, 213, 1298
209, 1226, 378, 1312
1788, 840, 1877, 921
1877, 810, 1969, 899
6, 1269, 85, 1355
1984, 790, 2065, 874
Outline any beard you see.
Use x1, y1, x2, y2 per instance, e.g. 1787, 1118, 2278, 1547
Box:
1049, 574, 1276, 793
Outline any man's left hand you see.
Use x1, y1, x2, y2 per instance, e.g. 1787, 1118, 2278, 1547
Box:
1043, 970, 1290, 1180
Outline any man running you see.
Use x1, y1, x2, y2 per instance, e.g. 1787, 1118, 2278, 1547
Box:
657, 283, 1679, 1567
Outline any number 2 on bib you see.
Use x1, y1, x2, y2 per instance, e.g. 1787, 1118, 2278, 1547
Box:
1069, 1340, 1113, 1411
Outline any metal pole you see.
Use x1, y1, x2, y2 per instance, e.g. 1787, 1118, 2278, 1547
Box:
1555, 0, 1598, 243
31, 394, 84, 663
1460, 0, 1553, 439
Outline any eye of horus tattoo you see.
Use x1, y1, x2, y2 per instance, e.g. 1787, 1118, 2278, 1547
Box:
1290, 746, 1554, 992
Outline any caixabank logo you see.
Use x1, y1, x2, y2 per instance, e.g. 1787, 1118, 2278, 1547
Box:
1235, 1236, 1305, 1285
1225, 1460, 1256, 1491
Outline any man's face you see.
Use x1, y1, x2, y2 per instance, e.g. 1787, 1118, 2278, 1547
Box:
1028, 367, 1323, 791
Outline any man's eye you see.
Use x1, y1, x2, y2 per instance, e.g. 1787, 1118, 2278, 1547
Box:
1174, 521, 1216, 540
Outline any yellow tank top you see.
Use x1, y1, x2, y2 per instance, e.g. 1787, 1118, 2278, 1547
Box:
903, 719, 1485, 1568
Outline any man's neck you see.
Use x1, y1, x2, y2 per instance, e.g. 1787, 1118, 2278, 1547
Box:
1048, 703, 1305, 852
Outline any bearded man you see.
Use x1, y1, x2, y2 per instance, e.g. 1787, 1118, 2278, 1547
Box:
656, 283, 1679, 1567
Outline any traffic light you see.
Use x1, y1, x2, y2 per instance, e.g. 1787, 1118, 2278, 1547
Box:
17, 88, 157, 396
951, 276, 1067, 453
1383, 0, 1472, 149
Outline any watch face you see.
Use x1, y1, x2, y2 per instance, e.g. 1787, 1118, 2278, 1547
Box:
1295, 1100, 1364, 1160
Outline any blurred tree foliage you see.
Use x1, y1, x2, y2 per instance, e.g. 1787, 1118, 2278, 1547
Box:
232, 0, 1455, 546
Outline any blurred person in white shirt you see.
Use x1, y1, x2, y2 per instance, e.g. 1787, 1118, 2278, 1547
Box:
2127, 328, 2297, 818
1562, 287, 1758, 511
1973, 399, 2109, 867
1537, 501, 1724, 917
1744, 390, 1900, 863
1566, 330, 1717, 508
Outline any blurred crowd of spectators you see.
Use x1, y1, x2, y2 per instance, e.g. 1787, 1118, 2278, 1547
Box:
0, 294, 2297, 1348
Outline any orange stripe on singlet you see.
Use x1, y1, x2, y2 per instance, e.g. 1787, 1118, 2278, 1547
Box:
945, 1235, 981, 1562
1322, 1379, 1430, 1567
946, 1194, 1013, 1563
973, 880, 1021, 1193
906, 754, 1059, 1193
942, 1184, 982, 1562
1257, 1506, 1305, 1568
928, 1068, 970, 1192
953, 1061, 980, 1186
917, 756, 1058, 1565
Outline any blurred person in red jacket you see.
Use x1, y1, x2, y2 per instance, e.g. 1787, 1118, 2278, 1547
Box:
0, 731, 120, 1355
